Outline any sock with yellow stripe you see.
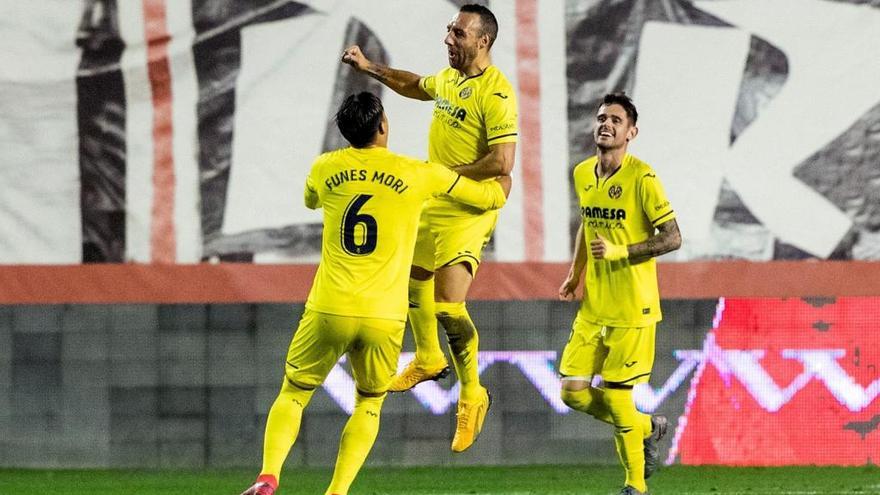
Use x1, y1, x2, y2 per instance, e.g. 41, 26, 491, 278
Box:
325, 393, 386, 495
435, 301, 482, 401
605, 387, 647, 493
408, 278, 446, 365
560, 386, 614, 425
259, 379, 316, 484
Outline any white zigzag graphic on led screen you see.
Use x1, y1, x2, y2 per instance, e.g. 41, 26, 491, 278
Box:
319, 347, 880, 415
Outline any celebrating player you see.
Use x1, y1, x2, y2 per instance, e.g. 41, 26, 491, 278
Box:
557, 93, 681, 495
239, 92, 509, 495
341, 3, 517, 453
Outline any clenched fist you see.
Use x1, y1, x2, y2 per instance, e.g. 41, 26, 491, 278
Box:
341, 45, 370, 71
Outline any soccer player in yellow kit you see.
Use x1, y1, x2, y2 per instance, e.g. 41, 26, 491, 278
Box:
341, 4, 516, 453
558, 93, 681, 495
239, 92, 509, 495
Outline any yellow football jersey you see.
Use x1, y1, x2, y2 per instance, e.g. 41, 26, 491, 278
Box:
303, 146, 506, 321
419, 65, 518, 212
574, 154, 676, 327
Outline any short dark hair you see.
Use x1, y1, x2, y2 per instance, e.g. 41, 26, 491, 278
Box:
601, 92, 638, 125
460, 4, 498, 48
335, 92, 384, 148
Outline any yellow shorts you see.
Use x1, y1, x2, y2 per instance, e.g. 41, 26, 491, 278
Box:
558, 317, 656, 385
284, 309, 405, 394
411, 202, 499, 275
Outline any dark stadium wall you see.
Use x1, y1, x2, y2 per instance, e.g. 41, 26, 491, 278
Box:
0, 299, 703, 468
1, 297, 878, 468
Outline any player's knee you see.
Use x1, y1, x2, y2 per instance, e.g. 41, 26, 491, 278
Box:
434, 263, 474, 302
354, 389, 386, 416
560, 388, 592, 412
284, 367, 317, 392
410, 265, 434, 281
279, 376, 317, 410
355, 388, 386, 399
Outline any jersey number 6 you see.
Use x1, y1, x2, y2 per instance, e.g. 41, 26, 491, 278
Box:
341, 194, 378, 256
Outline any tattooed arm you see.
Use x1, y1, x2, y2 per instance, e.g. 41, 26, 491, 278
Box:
591, 218, 682, 261
341, 45, 432, 101
627, 218, 682, 259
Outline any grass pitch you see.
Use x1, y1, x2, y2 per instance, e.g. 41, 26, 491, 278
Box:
1, 465, 878, 494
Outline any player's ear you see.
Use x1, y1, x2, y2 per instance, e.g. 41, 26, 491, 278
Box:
627, 125, 638, 142
379, 112, 388, 135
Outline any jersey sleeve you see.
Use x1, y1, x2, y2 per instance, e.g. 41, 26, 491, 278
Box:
484, 82, 518, 145
572, 162, 588, 205
304, 161, 321, 210
639, 170, 676, 228
424, 161, 506, 211
419, 73, 437, 99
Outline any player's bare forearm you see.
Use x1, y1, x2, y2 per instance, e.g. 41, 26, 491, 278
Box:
559, 223, 587, 301
570, 223, 589, 278
455, 142, 516, 181
367, 63, 431, 100
341, 45, 430, 100
626, 219, 682, 259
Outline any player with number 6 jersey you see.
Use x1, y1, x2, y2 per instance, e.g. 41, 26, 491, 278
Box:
239, 91, 508, 495
304, 141, 508, 323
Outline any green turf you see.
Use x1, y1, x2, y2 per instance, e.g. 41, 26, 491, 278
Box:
1, 465, 878, 494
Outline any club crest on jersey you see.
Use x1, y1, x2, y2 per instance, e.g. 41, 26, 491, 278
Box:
608, 185, 623, 199
459, 87, 472, 99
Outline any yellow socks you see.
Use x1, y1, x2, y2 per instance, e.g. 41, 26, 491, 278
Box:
325, 393, 386, 495
605, 387, 647, 493
261, 384, 387, 495
560, 387, 614, 425
260, 380, 315, 483
435, 301, 481, 401
639, 411, 653, 439
408, 278, 446, 365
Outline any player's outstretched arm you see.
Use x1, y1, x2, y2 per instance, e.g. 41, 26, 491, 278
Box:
559, 223, 588, 302
454, 142, 516, 181
341, 45, 431, 101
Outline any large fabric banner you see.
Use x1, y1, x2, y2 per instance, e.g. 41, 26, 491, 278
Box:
1, 0, 878, 265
